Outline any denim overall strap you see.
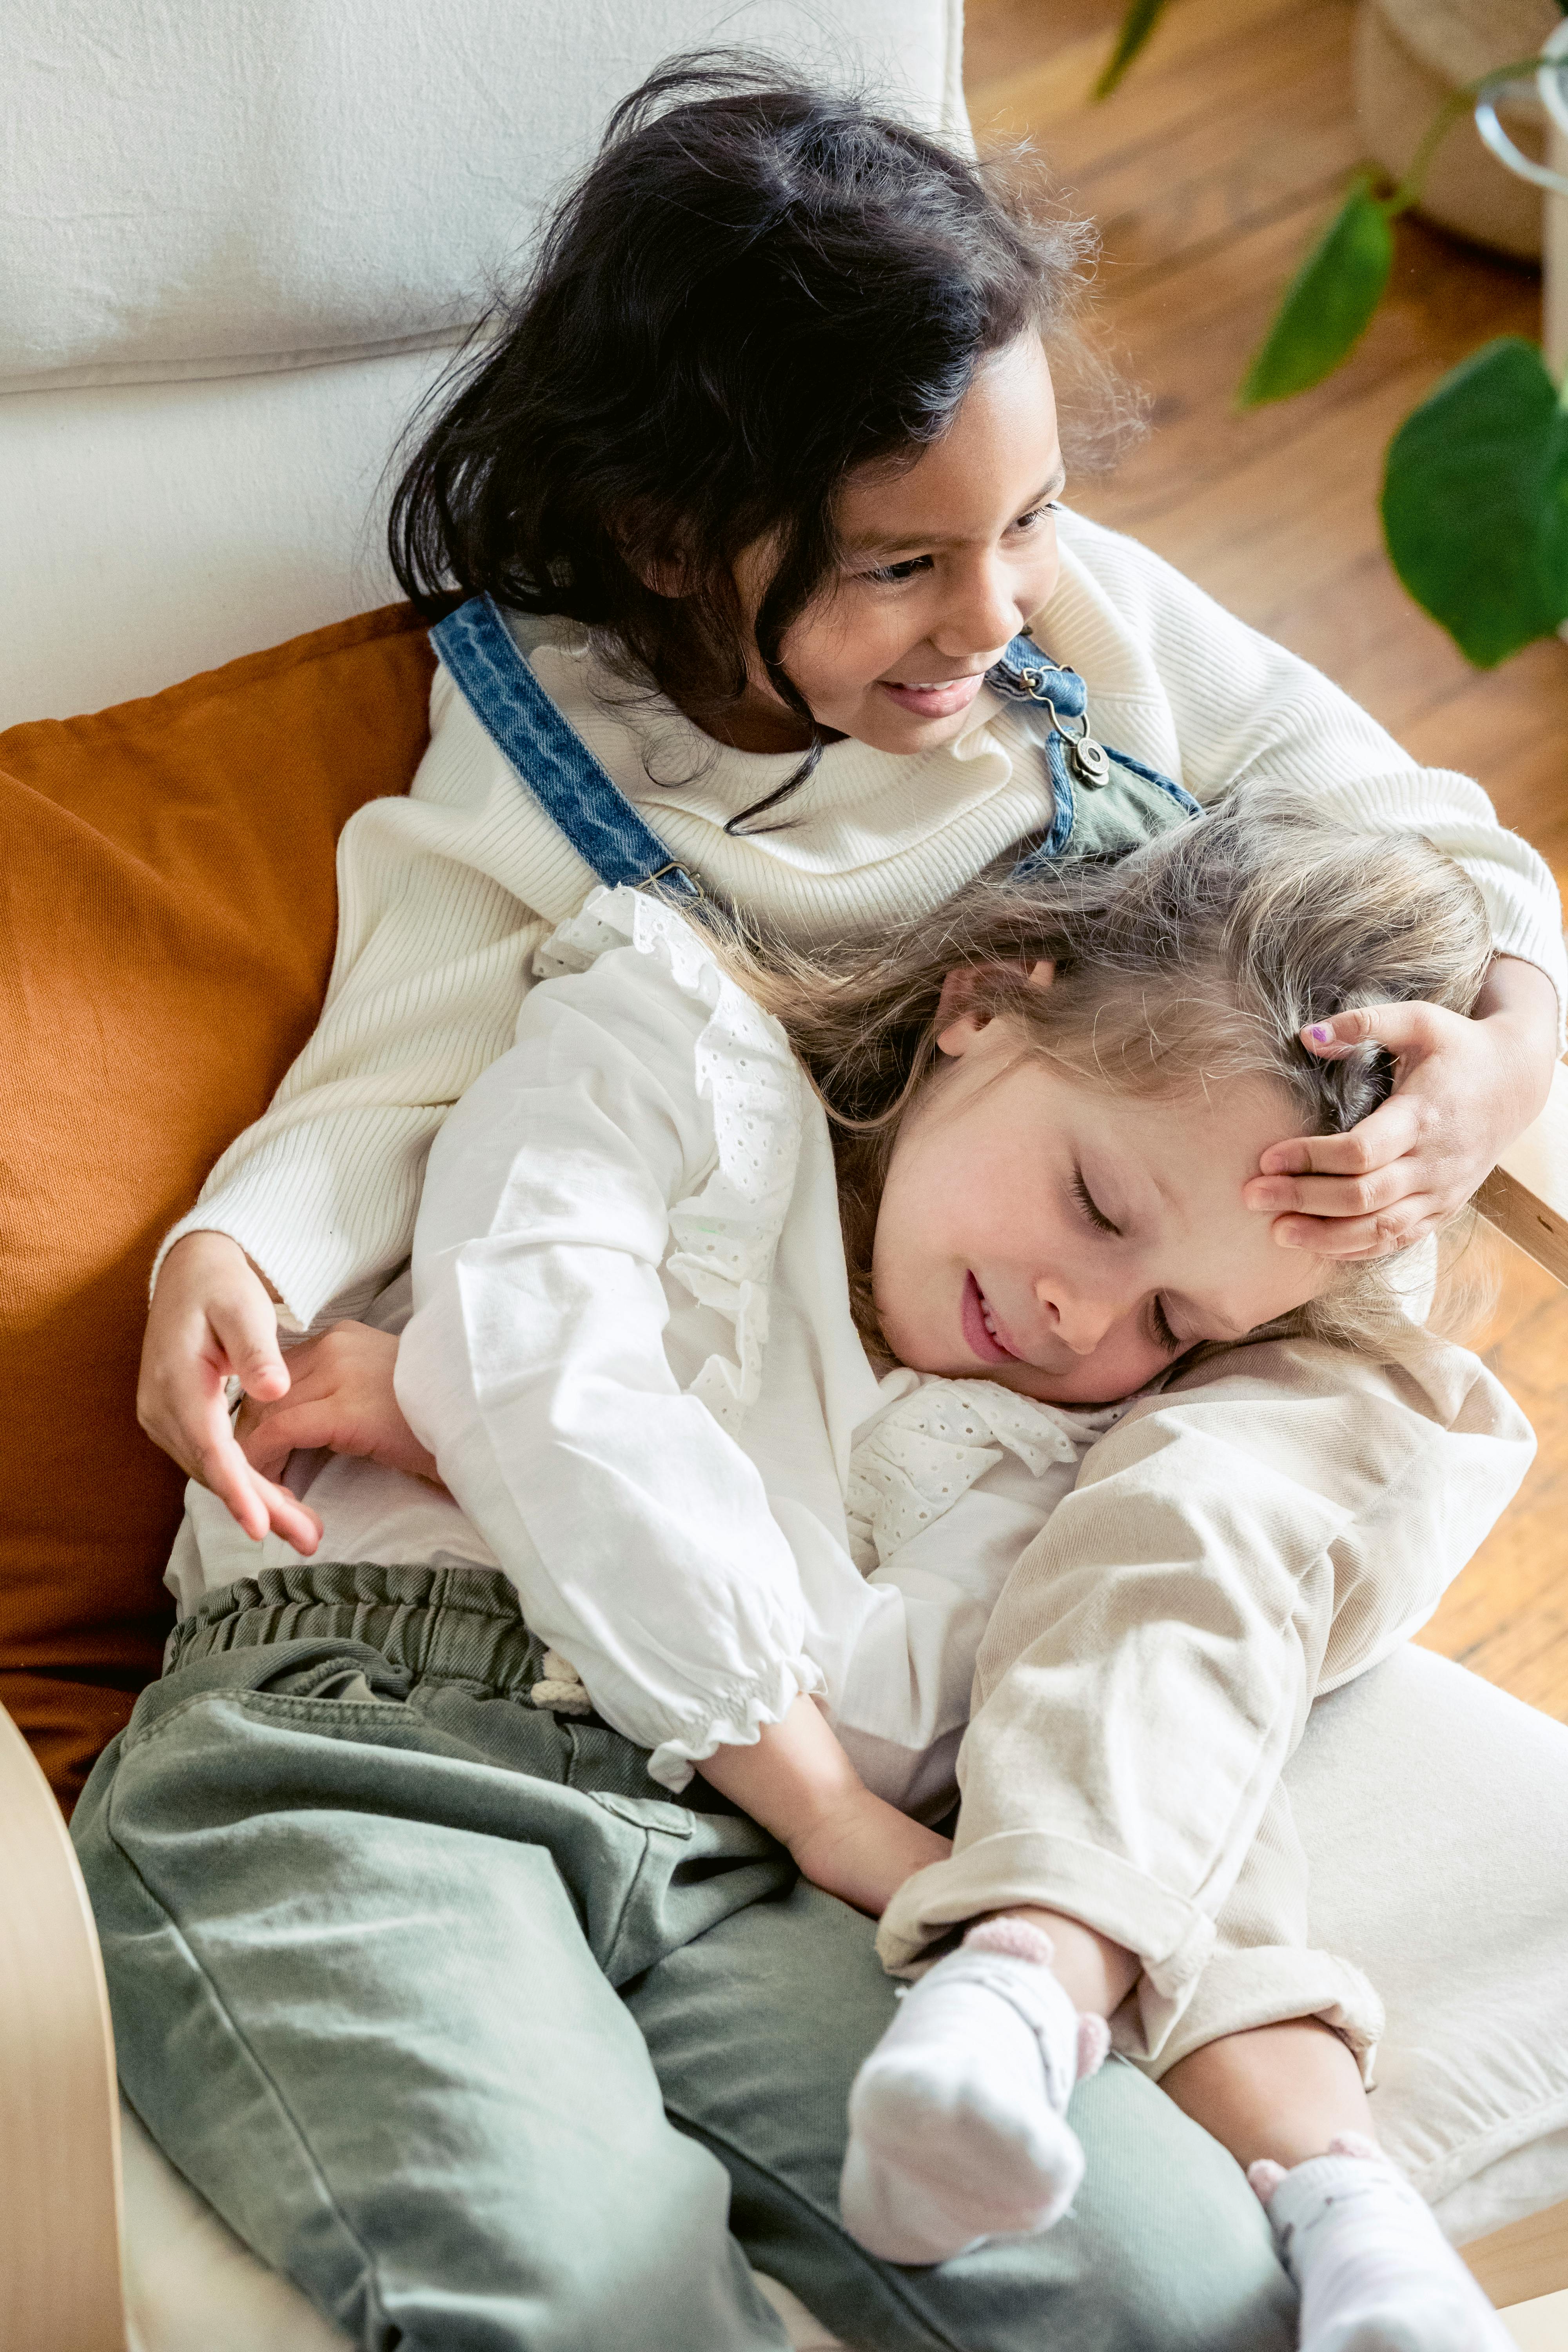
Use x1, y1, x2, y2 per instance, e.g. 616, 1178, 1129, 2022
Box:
986, 633, 1201, 878
431, 594, 702, 904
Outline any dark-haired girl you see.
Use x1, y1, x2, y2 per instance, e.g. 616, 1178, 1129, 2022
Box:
125, 56, 1561, 2352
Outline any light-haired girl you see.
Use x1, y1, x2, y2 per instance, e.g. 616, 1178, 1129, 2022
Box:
118, 53, 1559, 2350
83, 804, 1527, 2352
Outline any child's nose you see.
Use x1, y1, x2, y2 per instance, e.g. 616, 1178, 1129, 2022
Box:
1035, 1276, 1119, 1356
931, 555, 1021, 666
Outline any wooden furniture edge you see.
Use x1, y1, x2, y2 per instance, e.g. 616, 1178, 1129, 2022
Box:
1477, 1060, 1568, 1283
0, 1702, 127, 2351
1462, 1057, 1568, 2308
1462, 2194, 1568, 2311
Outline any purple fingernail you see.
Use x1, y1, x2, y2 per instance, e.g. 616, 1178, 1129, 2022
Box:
1309, 1024, 1333, 1045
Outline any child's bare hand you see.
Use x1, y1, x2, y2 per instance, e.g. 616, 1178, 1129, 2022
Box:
138, 1229, 320, 1552
1243, 958, 1559, 1259
236, 1321, 443, 1490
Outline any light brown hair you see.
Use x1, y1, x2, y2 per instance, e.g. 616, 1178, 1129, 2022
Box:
726, 795, 1494, 1366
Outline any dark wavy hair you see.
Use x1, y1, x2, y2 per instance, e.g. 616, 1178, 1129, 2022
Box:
388, 52, 1105, 820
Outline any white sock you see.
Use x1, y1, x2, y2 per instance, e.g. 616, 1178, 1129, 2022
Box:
839, 1920, 1109, 2266
1250, 2133, 1516, 2352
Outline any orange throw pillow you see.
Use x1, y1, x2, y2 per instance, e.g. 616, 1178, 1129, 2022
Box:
0, 602, 442, 1808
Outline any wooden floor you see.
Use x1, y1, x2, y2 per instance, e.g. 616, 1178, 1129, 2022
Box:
965, 0, 1568, 1720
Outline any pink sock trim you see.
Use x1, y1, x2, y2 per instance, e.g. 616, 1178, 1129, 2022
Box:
1248, 2159, 1288, 2209
1076, 2014, 1111, 2082
961, 1923, 1111, 2082
1249, 2131, 1385, 2209
964, 1918, 1056, 1968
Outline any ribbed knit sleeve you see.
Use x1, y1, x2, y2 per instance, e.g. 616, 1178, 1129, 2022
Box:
1056, 512, 1568, 1035
154, 681, 556, 1326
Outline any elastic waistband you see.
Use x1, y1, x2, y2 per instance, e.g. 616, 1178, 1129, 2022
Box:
163, 1562, 545, 1697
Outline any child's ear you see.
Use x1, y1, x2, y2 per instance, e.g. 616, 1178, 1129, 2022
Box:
935, 968, 985, 1056
936, 959, 1055, 1055
935, 966, 980, 1024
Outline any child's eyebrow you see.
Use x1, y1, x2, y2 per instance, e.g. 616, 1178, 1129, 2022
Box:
843, 467, 1068, 558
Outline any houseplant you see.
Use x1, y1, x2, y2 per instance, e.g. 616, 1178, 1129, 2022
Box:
1096, 1, 1568, 668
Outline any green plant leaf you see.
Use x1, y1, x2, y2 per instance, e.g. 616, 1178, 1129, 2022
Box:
1093, 0, 1172, 101
1236, 182, 1393, 409
1382, 338, 1568, 668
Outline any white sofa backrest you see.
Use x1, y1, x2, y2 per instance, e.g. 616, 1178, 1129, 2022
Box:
0, 0, 965, 727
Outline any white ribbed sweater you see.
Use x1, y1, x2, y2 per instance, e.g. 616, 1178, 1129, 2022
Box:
161, 509, 1568, 1328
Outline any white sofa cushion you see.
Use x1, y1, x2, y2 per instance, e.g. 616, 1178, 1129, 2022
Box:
0, 0, 965, 723
0, 350, 439, 728
1292, 1646, 1568, 2242
1, 0, 964, 393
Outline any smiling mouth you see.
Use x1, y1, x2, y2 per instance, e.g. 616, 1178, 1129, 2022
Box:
961, 1271, 1020, 1363
878, 673, 988, 715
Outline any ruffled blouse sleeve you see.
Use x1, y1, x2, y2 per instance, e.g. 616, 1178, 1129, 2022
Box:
396, 888, 823, 1789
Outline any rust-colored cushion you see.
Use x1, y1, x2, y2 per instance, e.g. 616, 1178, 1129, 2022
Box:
0, 603, 442, 1809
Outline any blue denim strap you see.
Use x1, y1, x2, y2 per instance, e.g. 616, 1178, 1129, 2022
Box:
430, 594, 702, 902
987, 634, 1201, 881
1020, 740, 1078, 871
987, 636, 1090, 722
431, 600, 1200, 902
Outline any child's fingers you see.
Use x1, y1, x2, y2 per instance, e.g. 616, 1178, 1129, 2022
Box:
254, 1474, 324, 1557
236, 1323, 384, 1416
1297, 1002, 1445, 1062
1256, 1095, 1421, 1181
1243, 1161, 1418, 1221
1266, 1198, 1443, 1258
234, 1361, 332, 1441
238, 1399, 344, 1481
205, 1448, 320, 1555
187, 1414, 278, 1541
209, 1293, 291, 1403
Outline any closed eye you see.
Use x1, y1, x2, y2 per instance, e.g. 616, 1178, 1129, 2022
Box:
1072, 1171, 1184, 1353
1149, 1296, 1183, 1354
1071, 1166, 1120, 1236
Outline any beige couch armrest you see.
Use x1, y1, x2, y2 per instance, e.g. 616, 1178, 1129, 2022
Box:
1477, 1061, 1568, 1284
0, 1703, 127, 2351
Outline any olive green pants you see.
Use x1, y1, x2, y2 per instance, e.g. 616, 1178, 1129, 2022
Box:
73, 1564, 1296, 2351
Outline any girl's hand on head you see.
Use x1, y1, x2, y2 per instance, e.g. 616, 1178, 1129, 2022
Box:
1241, 957, 1561, 1258
138, 1229, 321, 1553
235, 1321, 443, 1490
